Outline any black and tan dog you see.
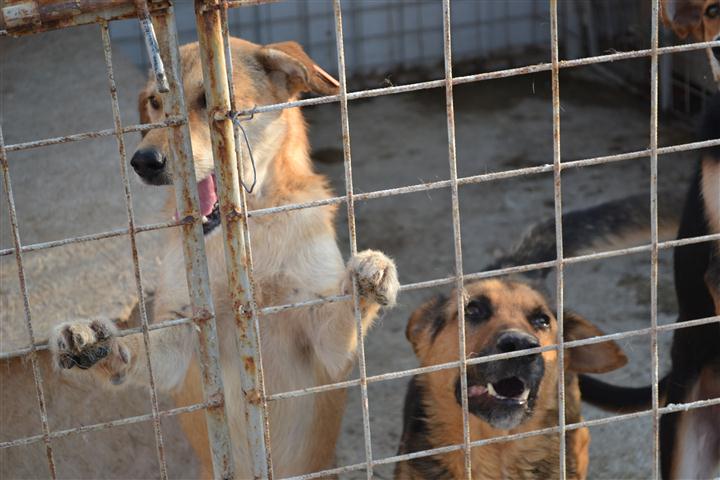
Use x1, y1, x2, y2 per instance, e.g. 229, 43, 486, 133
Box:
491, 94, 720, 478
395, 279, 627, 479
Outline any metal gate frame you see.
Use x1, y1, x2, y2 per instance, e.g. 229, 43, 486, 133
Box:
1, 1, 720, 479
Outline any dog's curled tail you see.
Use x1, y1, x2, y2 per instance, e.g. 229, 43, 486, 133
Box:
487, 191, 684, 278
578, 374, 670, 413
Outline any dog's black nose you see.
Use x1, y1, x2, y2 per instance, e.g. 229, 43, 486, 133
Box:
130, 148, 166, 177
496, 330, 540, 357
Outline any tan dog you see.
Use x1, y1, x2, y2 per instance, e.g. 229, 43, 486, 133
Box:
47, 38, 399, 478
395, 279, 626, 479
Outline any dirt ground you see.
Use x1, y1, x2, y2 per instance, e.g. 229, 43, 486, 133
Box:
1, 27, 696, 479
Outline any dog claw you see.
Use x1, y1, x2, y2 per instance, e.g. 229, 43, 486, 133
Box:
50, 319, 130, 382
348, 250, 399, 307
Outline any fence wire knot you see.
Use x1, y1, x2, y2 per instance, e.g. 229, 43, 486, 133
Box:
229, 107, 258, 194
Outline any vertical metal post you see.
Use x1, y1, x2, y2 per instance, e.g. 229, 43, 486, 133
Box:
441, 0, 472, 477
549, 1, 567, 478
153, 7, 237, 479
332, 1, 374, 477
649, 0, 661, 477
0, 128, 58, 480
193, 1, 271, 478
218, 2, 273, 475
100, 23, 169, 480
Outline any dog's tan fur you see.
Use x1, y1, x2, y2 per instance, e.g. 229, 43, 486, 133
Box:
47, 38, 399, 478
395, 280, 626, 479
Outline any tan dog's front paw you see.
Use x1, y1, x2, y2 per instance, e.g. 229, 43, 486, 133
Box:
50, 319, 131, 385
348, 250, 399, 307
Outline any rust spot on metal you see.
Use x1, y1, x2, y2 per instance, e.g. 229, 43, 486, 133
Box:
243, 356, 255, 375
207, 392, 225, 408
245, 388, 262, 405
1, 0, 171, 36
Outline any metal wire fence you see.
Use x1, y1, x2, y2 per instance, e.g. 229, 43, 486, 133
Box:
1, 0, 719, 479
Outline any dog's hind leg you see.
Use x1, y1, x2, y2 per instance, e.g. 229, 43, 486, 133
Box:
172, 357, 214, 480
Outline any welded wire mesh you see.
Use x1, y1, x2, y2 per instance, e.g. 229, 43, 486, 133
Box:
1, 1, 720, 479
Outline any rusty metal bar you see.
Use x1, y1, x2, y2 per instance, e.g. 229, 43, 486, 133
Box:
440, 0, 471, 476
100, 22, 169, 479
331, 0, 374, 477
135, 0, 169, 92
238, 136, 720, 221
1, 400, 217, 449
0, 0, 171, 36
0, 123, 58, 479
225, 40, 720, 118
549, 0, 567, 477
217, 2, 274, 475
194, 0, 270, 477
153, 6, 237, 478
649, 1, 661, 477
4, 117, 184, 153
258, 230, 720, 317
0, 218, 189, 258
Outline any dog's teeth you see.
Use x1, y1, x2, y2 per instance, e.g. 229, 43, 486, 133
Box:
520, 388, 530, 401
487, 383, 503, 398
202, 215, 208, 224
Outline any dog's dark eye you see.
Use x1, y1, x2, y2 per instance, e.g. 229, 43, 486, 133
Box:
148, 95, 161, 110
198, 93, 207, 109
465, 297, 492, 323
706, 3, 720, 18
529, 312, 551, 330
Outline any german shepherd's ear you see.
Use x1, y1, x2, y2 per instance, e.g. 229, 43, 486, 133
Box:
257, 41, 340, 98
406, 295, 447, 357
563, 312, 627, 374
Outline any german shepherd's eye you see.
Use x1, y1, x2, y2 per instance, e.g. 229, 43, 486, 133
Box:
706, 3, 720, 18
148, 95, 161, 110
465, 297, 492, 323
529, 311, 551, 330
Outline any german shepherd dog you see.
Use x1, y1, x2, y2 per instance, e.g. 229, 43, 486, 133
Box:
46, 38, 399, 478
491, 92, 720, 478
395, 279, 627, 479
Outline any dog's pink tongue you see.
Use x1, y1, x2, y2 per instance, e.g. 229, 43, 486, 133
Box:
198, 174, 217, 217
468, 385, 488, 398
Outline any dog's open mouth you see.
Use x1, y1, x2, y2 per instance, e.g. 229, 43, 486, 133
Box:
197, 174, 220, 234
456, 369, 540, 429
468, 376, 530, 405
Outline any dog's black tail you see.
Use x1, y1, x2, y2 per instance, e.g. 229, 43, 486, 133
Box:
487, 192, 684, 278
577, 374, 671, 413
